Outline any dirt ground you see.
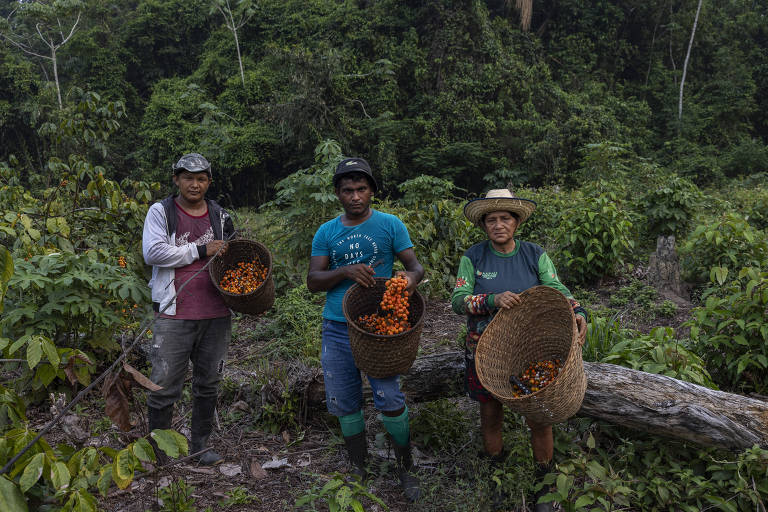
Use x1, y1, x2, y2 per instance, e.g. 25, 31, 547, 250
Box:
20, 282, 693, 512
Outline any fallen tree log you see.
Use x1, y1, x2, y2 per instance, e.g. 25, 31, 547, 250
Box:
303, 351, 768, 451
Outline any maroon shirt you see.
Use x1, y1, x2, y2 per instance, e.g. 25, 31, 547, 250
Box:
160, 201, 230, 320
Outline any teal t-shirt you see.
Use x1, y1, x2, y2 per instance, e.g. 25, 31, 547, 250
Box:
311, 210, 413, 322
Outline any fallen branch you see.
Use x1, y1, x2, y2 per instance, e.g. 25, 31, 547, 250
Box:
299, 351, 768, 452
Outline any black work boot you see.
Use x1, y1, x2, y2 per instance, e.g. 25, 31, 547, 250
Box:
532, 461, 555, 512
148, 406, 173, 465
391, 438, 420, 503
343, 431, 369, 480
190, 396, 223, 465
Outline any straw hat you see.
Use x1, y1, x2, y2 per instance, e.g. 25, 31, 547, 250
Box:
464, 189, 537, 226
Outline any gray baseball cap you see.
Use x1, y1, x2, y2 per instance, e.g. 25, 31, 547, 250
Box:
172, 153, 211, 176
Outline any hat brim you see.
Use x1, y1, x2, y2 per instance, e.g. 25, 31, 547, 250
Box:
464, 197, 537, 226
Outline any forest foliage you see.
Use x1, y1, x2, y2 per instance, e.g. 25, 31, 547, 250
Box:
1, 0, 768, 510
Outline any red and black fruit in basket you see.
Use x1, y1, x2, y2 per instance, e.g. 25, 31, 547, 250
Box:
219, 258, 268, 295
357, 276, 412, 335
509, 359, 563, 397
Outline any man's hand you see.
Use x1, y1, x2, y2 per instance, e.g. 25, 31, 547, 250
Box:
575, 315, 587, 345
394, 270, 419, 292
206, 240, 228, 256
343, 263, 376, 288
494, 291, 522, 309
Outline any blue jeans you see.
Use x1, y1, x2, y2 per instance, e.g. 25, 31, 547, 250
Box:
321, 319, 405, 416
147, 316, 231, 410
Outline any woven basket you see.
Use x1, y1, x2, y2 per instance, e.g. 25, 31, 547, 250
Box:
208, 239, 275, 315
475, 285, 585, 425
343, 277, 426, 378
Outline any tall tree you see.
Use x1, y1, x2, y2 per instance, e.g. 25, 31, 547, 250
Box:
210, 0, 255, 88
678, 0, 704, 123
506, 0, 532, 32
0, 0, 85, 110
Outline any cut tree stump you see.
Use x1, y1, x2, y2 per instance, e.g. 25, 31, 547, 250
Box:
648, 235, 687, 300
300, 351, 768, 452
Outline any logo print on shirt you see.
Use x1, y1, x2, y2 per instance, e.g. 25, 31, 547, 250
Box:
176, 226, 214, 246
331, 233, 379, 268
475, 270, 498, 280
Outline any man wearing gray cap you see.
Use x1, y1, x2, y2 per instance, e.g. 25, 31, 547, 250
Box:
142, 153, 236, 465
307, 157, 425, 502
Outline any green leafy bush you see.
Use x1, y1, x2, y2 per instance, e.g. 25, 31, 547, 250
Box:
513, 185, 573, 250
410, 399, 470, 452
679, 213, 768, 283
397, 175, 462, 208
638, 175, 702, 238
260, 140, 340, 265
381, 198, 483, 298
0, 384, 188, 512
555, 186, 635, 285
713, 183, 768, 231
1, 252, 149, 393
600, 327, 714, 388
295, 472, 387, 511
261, 284, 323, 364
553, 428, 768, 510
687, 267, 768, 393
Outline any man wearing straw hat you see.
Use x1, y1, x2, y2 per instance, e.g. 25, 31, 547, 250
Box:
142, 153, 236, 466
451, 189, 587, 511
307, 157, 425, 502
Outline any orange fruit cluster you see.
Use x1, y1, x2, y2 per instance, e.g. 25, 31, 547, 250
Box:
219, 259, 268, 294
117, 256, 126, 268
509, 359, 563, 397
357, 276, 411, 335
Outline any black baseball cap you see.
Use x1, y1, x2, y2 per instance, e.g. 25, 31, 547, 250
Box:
333, 157, 378, 192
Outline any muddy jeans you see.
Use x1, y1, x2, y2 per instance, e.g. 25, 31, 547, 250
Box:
147, 316, 231, 410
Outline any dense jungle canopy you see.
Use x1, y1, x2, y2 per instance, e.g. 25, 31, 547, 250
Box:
1, 0, 767, 204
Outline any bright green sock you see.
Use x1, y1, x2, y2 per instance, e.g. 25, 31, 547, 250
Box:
339, 410, 365, 437
380, 406, 410, 446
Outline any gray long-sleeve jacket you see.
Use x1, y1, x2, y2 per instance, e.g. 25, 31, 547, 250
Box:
142, 195, 236, 315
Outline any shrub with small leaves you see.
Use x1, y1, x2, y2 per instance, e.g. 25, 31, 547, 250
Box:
638, 174, 702, 238
555, 186, 635, 285
686, 267, 768, 393
679, 212, 768, 284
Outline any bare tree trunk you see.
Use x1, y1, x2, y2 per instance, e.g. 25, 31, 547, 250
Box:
233, 25, 245, 88
51, 46, 62, 110
678, 0, 703, 123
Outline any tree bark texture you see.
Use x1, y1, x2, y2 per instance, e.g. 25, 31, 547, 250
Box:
299, 351, 768, 452
648, 235, 685, 298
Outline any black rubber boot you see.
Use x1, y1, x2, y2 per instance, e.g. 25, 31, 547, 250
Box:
392, 439, 420, 503
148, 406, 172, 431
148, 406, 173, 464
532, 462, 555, 512
343, 431, 369, 480
190, 397, 223, 465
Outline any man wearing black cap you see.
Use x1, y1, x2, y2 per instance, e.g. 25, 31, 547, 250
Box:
142, 153, 236, 465
307, 157, 425, 502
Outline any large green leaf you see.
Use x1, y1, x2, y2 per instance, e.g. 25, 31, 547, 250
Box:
111, 449, 135, 489
18, 453, 44, 492
131, 438, 154, 462
26, 338, 42, 370
50, 461, 71, 491
150, 429, 187, 458
0, 476, 28, 512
